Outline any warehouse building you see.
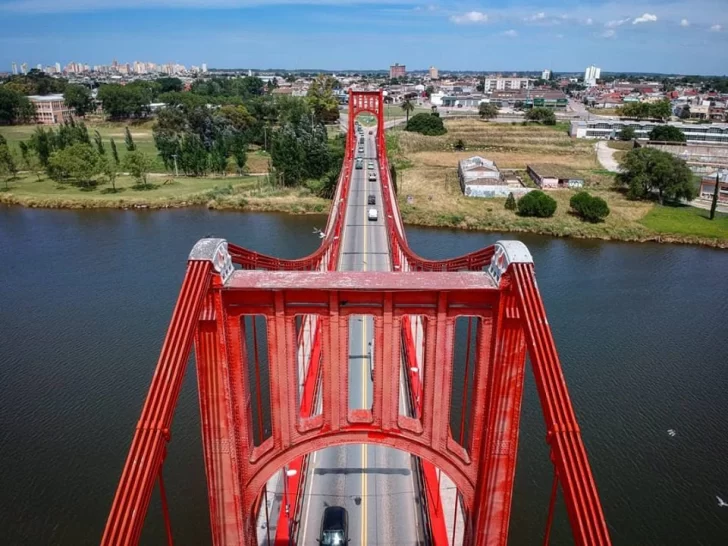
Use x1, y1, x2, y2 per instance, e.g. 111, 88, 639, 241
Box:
527, 164, 585, 189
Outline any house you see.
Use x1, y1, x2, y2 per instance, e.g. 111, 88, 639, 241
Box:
699, 171, 728, 202
527, 164, 585, 189
28, 94, 72, 124
458, 156, 531, 198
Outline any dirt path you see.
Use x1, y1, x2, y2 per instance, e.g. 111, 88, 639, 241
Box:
595, 141, 622, 172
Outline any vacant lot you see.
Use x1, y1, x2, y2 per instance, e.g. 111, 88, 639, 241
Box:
391, 119, 728, 247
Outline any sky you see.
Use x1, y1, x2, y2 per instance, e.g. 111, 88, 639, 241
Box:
0, 0, 727, 75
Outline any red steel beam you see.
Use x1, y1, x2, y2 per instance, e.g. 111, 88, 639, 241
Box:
511, 262, 611, 546
101, 259, 212, 546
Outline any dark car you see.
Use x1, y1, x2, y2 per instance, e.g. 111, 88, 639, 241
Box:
368, 194, 375, 205
319, 506, 348, 545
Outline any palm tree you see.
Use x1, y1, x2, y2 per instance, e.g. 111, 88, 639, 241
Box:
400, 97, 415, 125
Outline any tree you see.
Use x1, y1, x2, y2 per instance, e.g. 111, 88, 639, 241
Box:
271, 124, 305, 185
679, 105, 691, 120
525, 107, 556, 125
0, 87, 34, 125
0, 143, 18, 190
306, 75, 340, 123
570, 191, 610, 223
110, 138, 120, 166
218, 104, 255, 131
156, 77, 184, 94
517, 190, 557, 217
123, 150, 153, 188
47, 143, 101, 187
97, 84, 151, 119
648, 125, 686, 143
101, 156, 118, 193
649, 100, 672, 122
63, 84, 93, 117
709, 171, 722, 220
400, 98, 415, 125
618, 126, 636, 141
230, 133, 247, 175
617, 148, 697, 204
93, 130, 106, 156
405, 113, 447, 136
504, 192, 517, 211
453, 139, 466, 151
478, 102, 499, 120
125, 127, 136, 151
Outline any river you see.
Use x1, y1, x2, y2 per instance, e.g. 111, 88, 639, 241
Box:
0, 206, 726, 545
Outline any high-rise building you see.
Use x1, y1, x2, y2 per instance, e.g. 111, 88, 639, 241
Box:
584, 65, 601, 86
542, 69, 552, 81
389, 63, 406, 79
428, 66, 439, 80
55, 62, 61, 73
11, 62, 18, 75
202, 63, 208, 73
483, 77, 533, 92
20, 63, 28, 74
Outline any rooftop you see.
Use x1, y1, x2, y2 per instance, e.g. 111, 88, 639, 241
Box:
28, 94, 65, 102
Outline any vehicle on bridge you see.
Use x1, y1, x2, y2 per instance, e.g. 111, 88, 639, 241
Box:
319, 506, 348, 545
368, 208, 378, 221
355, 158, 363, 169
368, 172, 376, 182
368, 194, 376, 205
358, 146, 364, 153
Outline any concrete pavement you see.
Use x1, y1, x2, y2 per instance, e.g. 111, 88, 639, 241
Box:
298, 131, 425, 545
595, 141, 623, 173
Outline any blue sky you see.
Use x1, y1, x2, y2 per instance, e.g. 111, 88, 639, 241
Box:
1, 0, 727, 75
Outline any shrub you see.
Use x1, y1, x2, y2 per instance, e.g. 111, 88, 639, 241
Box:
454, 138, 466, 151
405, 113, 447, 136
570, 191, 610, 223
504, 192, 517, 211
618, 126, 636, 141
517, 190, 557, 218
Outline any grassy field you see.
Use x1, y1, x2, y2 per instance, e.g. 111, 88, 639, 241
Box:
397, 120, 616, 188
389, 119, 728, 247
0, 172, 328, 213
640, 204, 728, 240
0, 122, 273, 176
0, 121, 166, 172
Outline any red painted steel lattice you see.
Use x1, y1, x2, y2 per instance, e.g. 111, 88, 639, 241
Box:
101, 90, 610, 546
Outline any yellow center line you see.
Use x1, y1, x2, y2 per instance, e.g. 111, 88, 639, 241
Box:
361, 138, 369, 546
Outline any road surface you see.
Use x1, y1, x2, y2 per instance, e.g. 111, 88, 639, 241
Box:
298, 130, 425, 545
595, 141, 623, 173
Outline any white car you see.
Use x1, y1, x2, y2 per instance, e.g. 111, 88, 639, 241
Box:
367, 208, 378, 221
368, 173, 376, 182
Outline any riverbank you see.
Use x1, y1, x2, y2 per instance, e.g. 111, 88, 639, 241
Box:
0, 173, 329, 214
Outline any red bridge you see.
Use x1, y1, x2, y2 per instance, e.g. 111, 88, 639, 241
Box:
102, 90, 611, 545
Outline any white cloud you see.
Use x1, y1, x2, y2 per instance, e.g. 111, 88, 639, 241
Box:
502, 29, 518, 37
605, 17, 630, 28
710, 24, 722, 31
586, 17, 593, 25
525, 11, 546, 21
555, 33, 564, 38
450, 10, 488, 24
680, 19, 689, 27
601, 29, 616, 38
633, 13, 657, 24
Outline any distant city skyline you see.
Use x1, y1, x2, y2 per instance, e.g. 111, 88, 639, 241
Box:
0, 1, 726, 75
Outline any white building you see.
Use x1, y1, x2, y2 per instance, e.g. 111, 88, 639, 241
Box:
429, 66, 439, 79
458, 156, 531, 198
483, 77, 533, 92
55, 62, 61, 73
569, 119, 728, 144
11, 62, 18, 75
584, 65, 601, 86
542, 69, 552, 81
202, 63, 208, 73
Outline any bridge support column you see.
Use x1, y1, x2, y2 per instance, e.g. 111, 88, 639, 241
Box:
192, 239, 253, 546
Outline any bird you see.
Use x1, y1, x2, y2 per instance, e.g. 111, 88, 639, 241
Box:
717, 496, 728, 508
312, 227, 325, 239
667, 429, 676, 437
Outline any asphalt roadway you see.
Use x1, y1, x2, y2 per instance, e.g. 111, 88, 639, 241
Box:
298, 131, 425, 545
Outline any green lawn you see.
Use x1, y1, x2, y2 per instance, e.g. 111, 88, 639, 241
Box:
640, 204, 728, 239
0, 173, 260, 207
0, 122, 165, 172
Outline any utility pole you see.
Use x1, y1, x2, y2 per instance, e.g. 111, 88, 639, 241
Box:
171, 153, 179, 177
